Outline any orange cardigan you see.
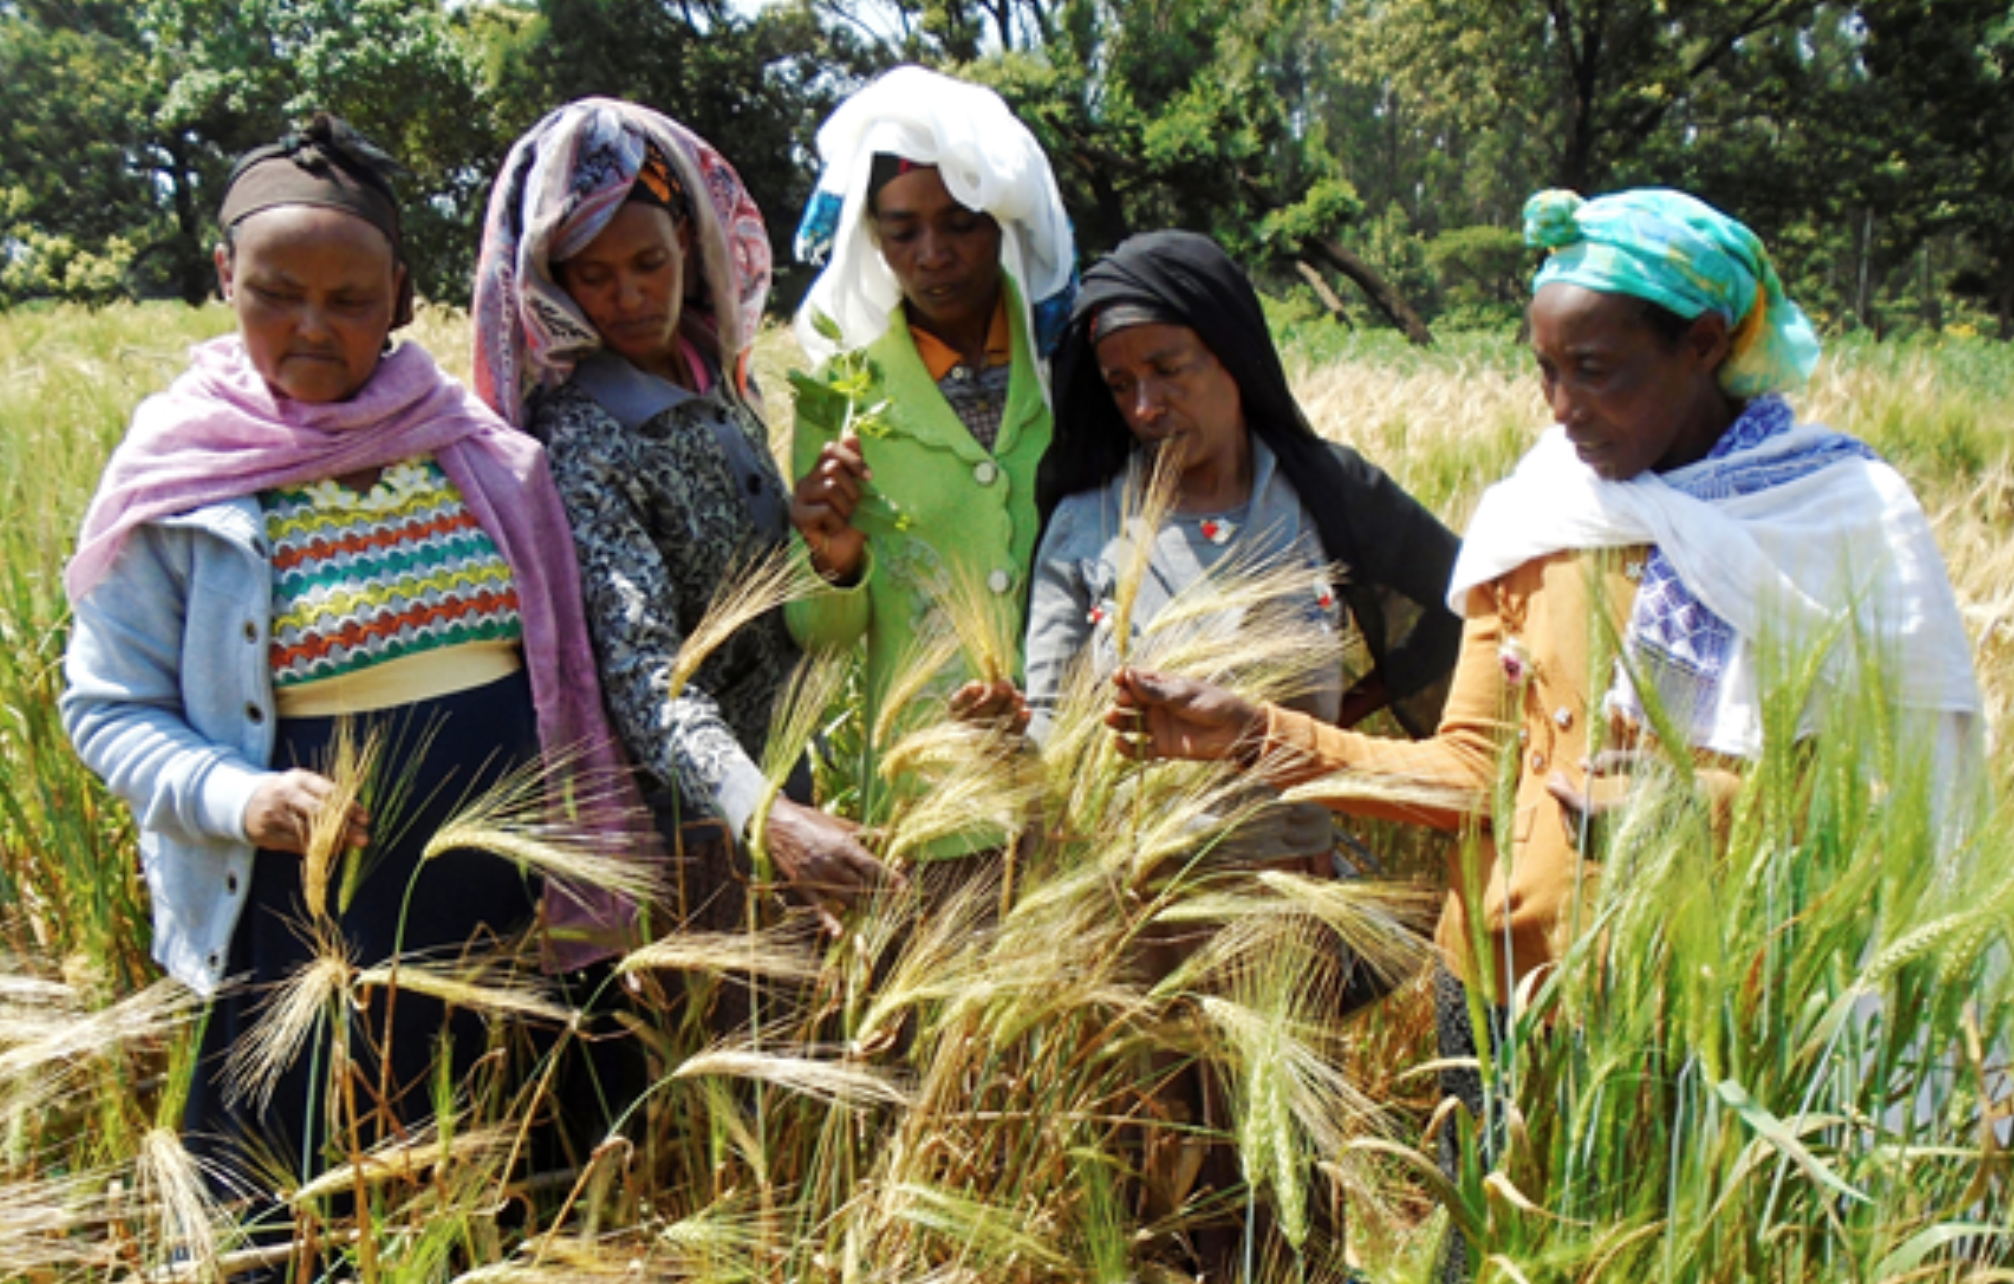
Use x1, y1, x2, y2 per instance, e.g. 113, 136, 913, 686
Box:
1257, 546, 1738, 1002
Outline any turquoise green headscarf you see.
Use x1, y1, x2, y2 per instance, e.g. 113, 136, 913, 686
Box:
1524, 188, 1821, 398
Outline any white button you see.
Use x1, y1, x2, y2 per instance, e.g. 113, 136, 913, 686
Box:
1530, 752, 1546, 772
1554, 707, 1574, 730
987, 569, 1012, 595
974, 460, 999, 486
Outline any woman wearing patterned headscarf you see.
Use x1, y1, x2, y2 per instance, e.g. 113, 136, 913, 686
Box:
1105, 188, 1984, 1278
62, 114, 639, 1234
474, 99, 891, 935
785, 65, 1076, 832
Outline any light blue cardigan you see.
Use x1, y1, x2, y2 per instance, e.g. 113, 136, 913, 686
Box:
61, 497, 278, 994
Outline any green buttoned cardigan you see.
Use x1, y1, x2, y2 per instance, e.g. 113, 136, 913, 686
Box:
786, 281, 1052, 823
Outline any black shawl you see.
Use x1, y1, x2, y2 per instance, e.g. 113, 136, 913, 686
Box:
1035, 229, 1461, 736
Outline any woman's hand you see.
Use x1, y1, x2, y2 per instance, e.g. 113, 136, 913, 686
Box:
1106, 668, 1266, 763
762, 796, 903, 934
243, 769, 370, 856
790, 433, 870, 584
1546, 750, 1645, 850
948, 679, 1030, 735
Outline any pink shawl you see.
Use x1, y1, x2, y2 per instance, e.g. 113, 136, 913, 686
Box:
69, 334, 642, 968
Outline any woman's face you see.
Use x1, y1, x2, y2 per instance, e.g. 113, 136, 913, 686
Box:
872, 165, 1004, 337
1527, 283, 1733, 481
557, 202, 693, 382
214, 205, 404, 405
1095, 322, 1247, 475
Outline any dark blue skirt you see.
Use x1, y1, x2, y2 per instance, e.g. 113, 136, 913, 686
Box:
184, 667, 544, 1220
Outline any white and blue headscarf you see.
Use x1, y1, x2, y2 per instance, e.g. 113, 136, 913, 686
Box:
792, 65, 1077, 379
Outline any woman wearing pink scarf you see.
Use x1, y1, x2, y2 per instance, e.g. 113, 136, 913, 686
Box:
61, 115, 640, 1238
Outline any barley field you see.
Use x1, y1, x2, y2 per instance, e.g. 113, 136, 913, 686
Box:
1, 302, 2008, 1282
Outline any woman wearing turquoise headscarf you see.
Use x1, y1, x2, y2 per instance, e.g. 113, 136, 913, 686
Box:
1103, 187, 1984, 1280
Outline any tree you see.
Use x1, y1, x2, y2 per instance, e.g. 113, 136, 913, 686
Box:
973, 0, 1438, 342
144, 0, 497, 304
1367, 0, 1824, 195
0, 6, 177, 301
1853, 0, 2014, 334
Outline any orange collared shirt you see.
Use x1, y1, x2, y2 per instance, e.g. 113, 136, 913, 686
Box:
910, 300, 1012, 380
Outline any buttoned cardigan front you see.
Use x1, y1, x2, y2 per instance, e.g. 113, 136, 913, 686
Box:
786, 280, 1051, 815
61, 497, 279, 994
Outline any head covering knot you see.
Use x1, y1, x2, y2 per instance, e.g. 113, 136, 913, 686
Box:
1523, 187, 1821, 397
471, 99, 772, 426
220, 113, 413, 327
792, 65, 1077, 374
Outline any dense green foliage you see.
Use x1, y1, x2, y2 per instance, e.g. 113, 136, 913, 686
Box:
6, 0, 2014, 338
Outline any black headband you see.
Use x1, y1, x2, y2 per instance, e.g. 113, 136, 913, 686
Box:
625, 141, 693, 223
219, 114, 411, 326
866, 152, 929, 210
1089, 301, 1184, 345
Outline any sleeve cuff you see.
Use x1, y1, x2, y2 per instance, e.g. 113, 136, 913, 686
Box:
786, 540, 876, 648
1262, 703, 1327, 761
201, 760, 272, 844
714, 754, 773, 840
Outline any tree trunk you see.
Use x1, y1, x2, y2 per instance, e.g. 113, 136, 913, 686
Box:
165, 133, 208, 305
1854, 206, 1875, 332
1919, 240, 1941, 332
1294, 260, 1355, 328
1301, 236, 1434, 346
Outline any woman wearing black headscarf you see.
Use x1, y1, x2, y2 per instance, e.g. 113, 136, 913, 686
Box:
1022, 228, 1460, 1274
1027, 229, 1460, 746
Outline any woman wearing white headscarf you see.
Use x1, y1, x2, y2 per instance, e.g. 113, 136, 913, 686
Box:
786, 66, 1076, 825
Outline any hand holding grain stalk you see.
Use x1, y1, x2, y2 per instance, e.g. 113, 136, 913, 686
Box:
790, 311, 905, 585
1106, 668, 1267, 764
790, 430, 871, 583
242, 768, 370, 856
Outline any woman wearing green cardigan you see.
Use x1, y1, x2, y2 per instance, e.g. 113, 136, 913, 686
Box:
787, 66, 1076, 823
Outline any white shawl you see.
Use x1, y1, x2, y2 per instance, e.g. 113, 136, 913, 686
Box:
1449, 421, 1982, 762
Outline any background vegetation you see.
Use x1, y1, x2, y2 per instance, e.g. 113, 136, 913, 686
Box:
7, 0, 2014, 339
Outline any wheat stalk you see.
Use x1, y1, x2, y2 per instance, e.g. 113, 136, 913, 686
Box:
618, 928, 825, 983
419, 751, 660, 907
673, 1046, 915, 1108
221, 932, 353, 1114
666, 545, 818, 705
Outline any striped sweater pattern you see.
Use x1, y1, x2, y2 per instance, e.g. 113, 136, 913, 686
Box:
262, 456, 523, 688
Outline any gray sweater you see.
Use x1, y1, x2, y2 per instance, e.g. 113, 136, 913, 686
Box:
1025, 439, 1344, 863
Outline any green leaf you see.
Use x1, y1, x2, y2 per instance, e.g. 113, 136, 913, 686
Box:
1874, 1222, 2010, 1276
1712, 1078, 1869, 1205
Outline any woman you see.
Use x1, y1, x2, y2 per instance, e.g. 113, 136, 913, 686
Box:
1030, 229, 1463, 746
1107, 190, 1985, 1277
786, 65, 1077, 817
1027, 229, 1463, 1277
61, 116, 635, 1223
474, 100, 887, 931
